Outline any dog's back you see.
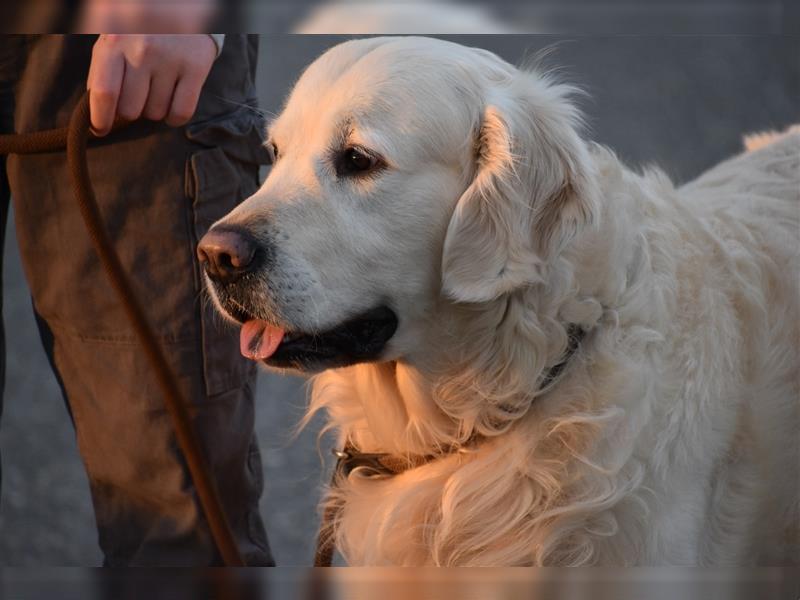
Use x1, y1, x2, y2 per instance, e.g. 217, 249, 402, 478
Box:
678, 128, 799, 564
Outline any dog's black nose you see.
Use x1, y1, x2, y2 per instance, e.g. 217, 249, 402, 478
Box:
197, 227, 259, 284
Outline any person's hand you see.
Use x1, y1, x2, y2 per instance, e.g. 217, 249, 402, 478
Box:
87, 34, 217, 136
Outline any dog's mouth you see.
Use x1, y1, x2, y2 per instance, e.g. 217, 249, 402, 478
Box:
231, 304, 398, 371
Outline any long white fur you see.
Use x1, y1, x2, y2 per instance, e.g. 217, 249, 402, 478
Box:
216, 37, 800, 565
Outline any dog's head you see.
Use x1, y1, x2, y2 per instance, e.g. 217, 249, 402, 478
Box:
199, 37, 597, 373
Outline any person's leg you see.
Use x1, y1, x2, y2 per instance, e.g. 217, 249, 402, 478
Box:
0, 126, 9, 483
0, 34, 28, 496
7, 35, 272, 565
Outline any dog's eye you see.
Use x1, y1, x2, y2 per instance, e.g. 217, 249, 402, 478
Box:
269, 142, 279, 163
337, 147, 379, 177
347, 149, 373, 171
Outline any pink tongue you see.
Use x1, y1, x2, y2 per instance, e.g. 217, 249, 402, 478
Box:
240, 320, 285, 360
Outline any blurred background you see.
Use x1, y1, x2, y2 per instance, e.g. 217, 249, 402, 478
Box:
1, 30, 798, 566
1, 0, 794, 34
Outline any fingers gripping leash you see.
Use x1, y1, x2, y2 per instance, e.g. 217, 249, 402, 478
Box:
0, 91, 245, 567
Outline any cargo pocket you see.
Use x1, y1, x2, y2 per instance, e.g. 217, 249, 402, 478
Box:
185, 105, 271, 167
186, 146, 257, 397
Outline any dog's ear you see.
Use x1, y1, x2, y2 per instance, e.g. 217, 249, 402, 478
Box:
441, 76, 598, 303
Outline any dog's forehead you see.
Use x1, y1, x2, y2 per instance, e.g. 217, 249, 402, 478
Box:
302, 37, 480, 87
272, 38, 500, 150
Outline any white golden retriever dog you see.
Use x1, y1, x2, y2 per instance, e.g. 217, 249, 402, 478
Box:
197, 37, 799, 565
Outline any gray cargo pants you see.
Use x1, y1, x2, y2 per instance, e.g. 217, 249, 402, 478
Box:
0, 34, 274, 566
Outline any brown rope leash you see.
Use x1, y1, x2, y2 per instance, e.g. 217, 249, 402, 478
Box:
0, 91, 245, 567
